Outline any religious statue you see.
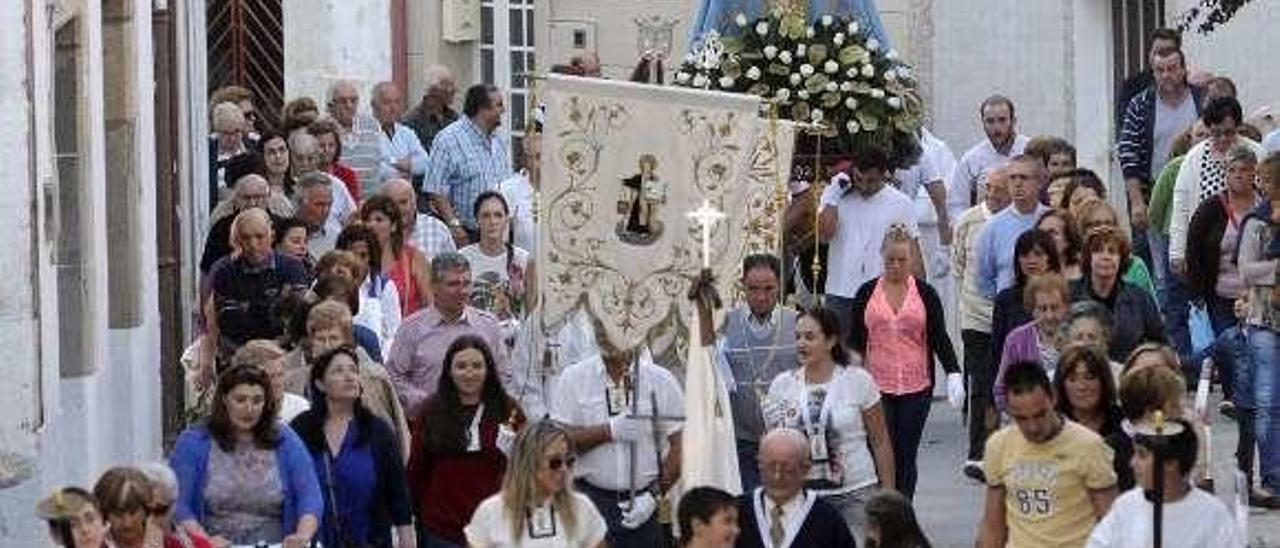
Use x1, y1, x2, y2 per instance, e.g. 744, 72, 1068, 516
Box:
687, 0, 891, 51
617, 154, 667, 244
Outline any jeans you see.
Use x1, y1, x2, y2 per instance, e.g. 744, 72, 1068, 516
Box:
882, 390, 933, 499
737, 438, 762, 494
576, 480, 664, 548
962, 329, 995, 460
1218, 327, 1256, 484
1209, 295, 1239, 400
826, 294, 858, 347
1251, 329, 1280, 491
1164, 275, 1196, 384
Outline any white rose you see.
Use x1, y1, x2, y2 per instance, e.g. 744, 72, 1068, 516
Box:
693, 74, 709, 88
811, 109, 824, 122
797, 43, 807, 57
676, 72, 691, 84
870, 88, 885, 98
833, 33, 845, 45
776, 88, 791, 101
847, 120, 861, 133
797, 89, 809, 100
840, 82, 854, 92
685, 52, 697, 64
887, 96, 903, 109
735, 13, 749, 27
806, 27, 816, 38
886, 49, 899, 60
847, 21, 859, 34
821, 15, 834, 27
866, 38, 880, 52
824, 60, 839, 74
779, 51, 793, 65
747, 66, 762, 80
764, 45, 778, 59
800, 64, 814, 77
844, 97, 859, 110
825, 82, 838, 92
846, 67, 859, 78
756, 21, 769, 36
719, 76, 736, 88
789, 73, 802, 86
861, 64, 875, 78
884, 68, 898, 81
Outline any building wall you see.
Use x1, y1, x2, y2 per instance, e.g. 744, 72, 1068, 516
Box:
1170, 0, 1280, 123
283, 0, 393, 107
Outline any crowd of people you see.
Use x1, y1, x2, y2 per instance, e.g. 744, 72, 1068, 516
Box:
35, 27, 1280, 548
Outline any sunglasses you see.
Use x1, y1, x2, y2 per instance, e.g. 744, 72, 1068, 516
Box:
547, 455, 577, 471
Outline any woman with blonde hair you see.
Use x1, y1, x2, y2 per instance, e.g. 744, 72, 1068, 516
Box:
464, 420, 606, 547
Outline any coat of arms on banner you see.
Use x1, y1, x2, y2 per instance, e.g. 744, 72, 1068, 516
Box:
539, 76, 784, 353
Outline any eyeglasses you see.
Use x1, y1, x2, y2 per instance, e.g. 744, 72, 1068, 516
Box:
547, 455, 577, 471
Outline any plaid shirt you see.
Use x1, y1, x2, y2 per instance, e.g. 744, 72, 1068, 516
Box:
411, 213, 456, 260
423, 118, 511, 229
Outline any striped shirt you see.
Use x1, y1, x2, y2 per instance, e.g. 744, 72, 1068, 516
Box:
423, 118, 512, 230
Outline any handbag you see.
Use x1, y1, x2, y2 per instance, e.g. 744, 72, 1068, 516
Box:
1189, 301, 1215, 356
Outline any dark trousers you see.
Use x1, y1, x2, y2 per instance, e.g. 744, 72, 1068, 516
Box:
882, 390, 933, 499
1208, 294, 1240, 400
962, 329, 995, 460
737, 438, 762, 495
826, 294, 858, 348
576, 480, 664, 548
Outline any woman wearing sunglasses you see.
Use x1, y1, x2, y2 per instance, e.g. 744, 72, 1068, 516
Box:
465, 420, 607, 547
411, 336, 525, 547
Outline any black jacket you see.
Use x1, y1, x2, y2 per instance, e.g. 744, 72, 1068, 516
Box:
1185, 194, 1237, 301
1070, 279, 1166, 362
734, 491, 856, 548
848, 276, 961, 389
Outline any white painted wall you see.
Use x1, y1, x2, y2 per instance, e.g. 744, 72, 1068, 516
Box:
1170, 0, 1280, 122
284, 0, 393, 106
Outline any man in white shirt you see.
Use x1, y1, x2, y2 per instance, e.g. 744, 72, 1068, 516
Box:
818, 147, 922, 340
551, 319, 684, 548
894, 126, 956, 245
1087, 417, 1243, 548
371, 81, 430, 189
947, 95, 1030, 223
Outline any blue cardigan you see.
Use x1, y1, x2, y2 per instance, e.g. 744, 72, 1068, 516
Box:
170, 423, 323, 537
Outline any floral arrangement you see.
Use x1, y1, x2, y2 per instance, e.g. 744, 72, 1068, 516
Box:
674, 9, 923, 169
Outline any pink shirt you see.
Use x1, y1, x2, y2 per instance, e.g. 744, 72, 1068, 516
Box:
863, 277, 930, 395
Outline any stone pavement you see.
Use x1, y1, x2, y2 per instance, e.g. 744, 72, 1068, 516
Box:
912, 394, 1280, 547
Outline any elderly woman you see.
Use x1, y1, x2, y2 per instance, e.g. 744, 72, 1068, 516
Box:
307, 118, 361, 200
410, 335, 524, 546
136, 461, 216, 548
337, 224, 403, 351
232, 339, 311, 422
198, 208, 312, 383
1187, 145, 1264, 331
282, 299, 412, 462
361, 194, 432, 315
994, 273, 1071, 410
208, 101, 250, 206
990, 230, 1062, 369
1237, 151, 1280, 498
280, 97, 320, 136
93, 467, 157, 548
1072, 226, 1166, 362
1073, 197, 1157, 296
464, 420, 607, 547
848, 225, 962, 500
36, 487, 113, 548
290, 346, 415, 548
1062, 301, 1124, 382
170, 365, 322, 548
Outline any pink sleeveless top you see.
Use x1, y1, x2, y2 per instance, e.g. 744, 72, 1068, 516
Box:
864, 277, 930, 395
387, 248, 421, 316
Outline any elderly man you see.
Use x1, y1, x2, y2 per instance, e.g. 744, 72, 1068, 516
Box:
734, 428, 855, 548
979, 361, 1117, 548
385, 251, 510, 417
403, 64, 459, 153
200, 172, 273, 274
552, 317, 684, 548
371, 81, 429, 189
382, 178, 455, 260
976, 155, 1049, 298
424, 84, 513, 242
292, 131, 356, 222
327, 79, 383, 195
293, 172, 341, 258
715, 254, 797, 493
208, 101, 250, 207
947, 95, 1030, 223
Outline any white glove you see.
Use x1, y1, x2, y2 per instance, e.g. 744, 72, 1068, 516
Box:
618, 492, 657, 529
946, 372, 966, 409
609, 415, 646, 444
496, 423, 517, 456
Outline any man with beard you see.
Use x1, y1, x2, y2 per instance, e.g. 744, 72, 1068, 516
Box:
947, 95, 1030, 223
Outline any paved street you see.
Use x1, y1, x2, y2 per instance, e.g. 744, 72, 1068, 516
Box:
913, 393, 1280, 547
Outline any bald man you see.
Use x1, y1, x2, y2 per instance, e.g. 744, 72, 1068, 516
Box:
327, 79, 384, 198
201, 174, 278, 274
371, 81, 429, 188
382, 178, 456, 260
734, 428, 855, 548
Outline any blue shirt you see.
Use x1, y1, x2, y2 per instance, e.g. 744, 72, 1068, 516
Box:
977, 204, 1048, 298
313, 421, 379, 547
423, 118, 511, 230
353, 324, 383, 363
377, 122, 430, 184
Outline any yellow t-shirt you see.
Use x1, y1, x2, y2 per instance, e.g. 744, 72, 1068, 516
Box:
984, 420, 1117, 548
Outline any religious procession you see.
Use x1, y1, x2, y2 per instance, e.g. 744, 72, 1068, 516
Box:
8, 0, 1280, 547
